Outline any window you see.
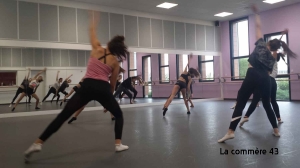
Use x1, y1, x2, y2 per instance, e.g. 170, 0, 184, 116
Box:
230, 17, 249, 80
159, 54, 170, 83
128, 52, 137, 77
198, 56, 214, 81
0, 72, 17, 86
176, 54, 189, 78
265, 32, 290, 101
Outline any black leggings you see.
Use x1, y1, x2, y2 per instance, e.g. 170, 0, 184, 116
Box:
42, 87, 56, 102
114, 85, 133, 100
128, 85, 138, 99
245, 77, 280, 118
11, 87, 24, 104
229, 68, 277, 131
39, 79, 124, 141
52, 90, 68, 103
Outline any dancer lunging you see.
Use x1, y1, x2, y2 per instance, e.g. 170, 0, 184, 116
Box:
24, 11, 129, 163
218, 5, 296, 143
239, 30, 289, 126
9, 68, 31, 107
12, 68, 46, 111
41, 71, 63, 104
162, 57, 200, 116
51, 74, 72, 104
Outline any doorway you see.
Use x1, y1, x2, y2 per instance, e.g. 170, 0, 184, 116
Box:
142, 55, 152, 98
264, 32, 290, 101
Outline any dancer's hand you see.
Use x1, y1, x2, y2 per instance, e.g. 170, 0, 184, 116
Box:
282, 29, 288, 35
103, 108, 108, 113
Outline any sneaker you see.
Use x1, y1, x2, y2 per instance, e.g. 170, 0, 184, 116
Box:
230, 105, 236, 109
218, 133, 235, 143
12, 107, 15, 112
60, 102, 63, 106
115, 144, 129, 152
35, 107, 40, 110
187, 111, 191, 114
24, 143, 42, 163
9, 104, 12, 107
40, 102, 43, 106
68, 117, 77, 124
278, 118, 283, 123
239, 118, 249, 127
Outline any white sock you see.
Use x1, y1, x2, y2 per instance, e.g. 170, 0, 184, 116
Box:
239, 118, 249, 127
273, 132, 281, 137
218, 133, 235, 143
115, 144, 129, 152
24, 143, 42, 162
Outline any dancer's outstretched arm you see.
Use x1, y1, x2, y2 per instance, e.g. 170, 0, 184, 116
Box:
252, 5, 262, 40
89, 11, 101, 49
65, 74, 73, 81
56, 71, 60, 81
33, 68, 46, 79
26, 68, 31, 79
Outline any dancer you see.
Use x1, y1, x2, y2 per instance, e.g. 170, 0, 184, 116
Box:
218, 5, 296, 143
9, 68, 31, 107
162, 57, 201, 116
12, 68, 46, 111
186, 79, 194, 108
239, 30, 289, 126
24, 11, 129, 162
113, 76, 144, 104
41, 71, 63, 104
51, 74, 73, 104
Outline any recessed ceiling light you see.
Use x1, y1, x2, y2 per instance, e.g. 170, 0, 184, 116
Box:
157, 2, 178, 9
263, 0, 285, 4
214, 12, 233, 17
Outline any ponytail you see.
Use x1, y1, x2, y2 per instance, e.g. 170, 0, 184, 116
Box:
280, 41, 297, 58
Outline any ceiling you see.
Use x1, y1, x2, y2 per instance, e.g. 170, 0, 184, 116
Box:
72, 0, 300, 21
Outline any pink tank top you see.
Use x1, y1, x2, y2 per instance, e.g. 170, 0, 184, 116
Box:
84, 57, 112, 82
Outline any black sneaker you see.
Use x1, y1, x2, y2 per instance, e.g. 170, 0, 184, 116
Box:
187, 111, 191, 115
163, 108, 168, 116
111, 117, 115, 121
60, 102, 63, 106
68, 117, 77, 124
12, 107, 15, 112
35, 107, 40, 110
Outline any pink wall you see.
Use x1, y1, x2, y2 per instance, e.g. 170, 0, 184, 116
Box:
221, 3, 300, 100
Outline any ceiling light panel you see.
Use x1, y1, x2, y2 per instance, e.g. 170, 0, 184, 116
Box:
157, 2, 178, 9
263, 0, 285, 4
214, 12, 233, 17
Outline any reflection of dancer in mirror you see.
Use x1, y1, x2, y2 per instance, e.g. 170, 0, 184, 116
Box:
239, 30, 289, 126
9, 68, 32, 107
41, 71, 63, 104
12, 68, 46, 111
24, 11, 129, 163
51, 74, 72, 104
218, 5, 296, 143
162, 54, 201, 116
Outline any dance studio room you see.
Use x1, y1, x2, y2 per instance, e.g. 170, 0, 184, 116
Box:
1, 0, 300, 167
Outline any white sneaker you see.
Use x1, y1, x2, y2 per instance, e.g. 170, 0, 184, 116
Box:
218, 133, 235, 143
239, 118, 249, 127
115, 144, 129, 152
40, 102, 43, 106
273, 132, 281, 137
24, 143, 42, 162
9, 104, 12, 107
278, 119, 283, 123
117, 100, 121, 104
230, 105, 236, 109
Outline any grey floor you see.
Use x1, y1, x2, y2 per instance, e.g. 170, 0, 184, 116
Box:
0, 98, 167, 114
0, 100, 299, 168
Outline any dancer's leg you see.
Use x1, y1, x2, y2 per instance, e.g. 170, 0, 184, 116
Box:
128, 86, 137, 100
163, 85, 180, 108
270, 77, 281, 120
181, 89, 190, 113
67, 105, 86, 124
11, 88, 23, 104
31, 93, 40, 109
12, 93, 26, 111
42, 88, 55, 102
239, 90, 260, 126
56, 93, 61, 104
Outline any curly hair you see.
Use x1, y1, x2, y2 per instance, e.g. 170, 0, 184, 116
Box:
107, 35, 129, 61
188, 68, 201, 78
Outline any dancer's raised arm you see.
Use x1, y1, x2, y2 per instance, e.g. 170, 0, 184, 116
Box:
89, 11, 101, 49
252, 5, 262, 40
33, 68, 46, 79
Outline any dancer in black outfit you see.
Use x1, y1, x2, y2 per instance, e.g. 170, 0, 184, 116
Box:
24, 12, 129, 162
41, 71, 63, 104
239, 31, 289, 126
113, 76, 144, 104
162, 57, 201, 116
51, 74, 72, 104
9, 68, 31, 107
218, 5, 296, 142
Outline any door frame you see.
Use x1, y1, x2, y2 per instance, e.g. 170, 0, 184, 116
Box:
264, 32, 291, 101
142, 55, 151, 98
